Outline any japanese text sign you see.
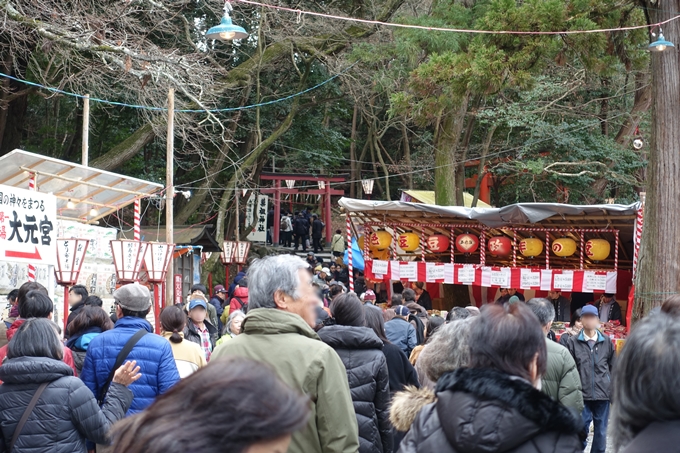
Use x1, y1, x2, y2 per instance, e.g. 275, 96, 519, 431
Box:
0, 184, 57, 265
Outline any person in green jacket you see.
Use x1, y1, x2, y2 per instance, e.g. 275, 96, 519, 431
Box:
526, 298, 584, 414
212, 254, 359, 453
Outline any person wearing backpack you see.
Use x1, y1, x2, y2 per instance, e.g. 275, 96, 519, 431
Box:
228, 279, 249, 315
80, 283, 180, 416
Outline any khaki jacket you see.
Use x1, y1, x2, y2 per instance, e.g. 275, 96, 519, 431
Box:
212, 308, 359, 453
542, 338, 584, 413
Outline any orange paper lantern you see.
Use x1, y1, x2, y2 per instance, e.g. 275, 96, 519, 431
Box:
398, 232, 420, 252
488, 236, 512, 257
427, 234, 450, 253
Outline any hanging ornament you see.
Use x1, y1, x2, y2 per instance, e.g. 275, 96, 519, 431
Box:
398, 232, 420, 252
427, 234, 450, 253
455, 234, 479, 254
519, 237, 544, 257
552, 237, 577, 257
368, 230, 393, 251
585, 239, 611, 261
487, 236, 512, 257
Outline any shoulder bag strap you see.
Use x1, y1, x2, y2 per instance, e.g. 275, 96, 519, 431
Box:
97, 329, 147, 405
9, 382, 49, 452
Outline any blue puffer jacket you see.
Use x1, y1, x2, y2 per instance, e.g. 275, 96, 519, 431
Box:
80, 317, 180, 415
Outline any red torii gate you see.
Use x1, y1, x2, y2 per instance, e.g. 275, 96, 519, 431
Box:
260, 173, 345, 245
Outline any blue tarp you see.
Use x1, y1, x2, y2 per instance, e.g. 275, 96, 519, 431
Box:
344, 237, 364, 271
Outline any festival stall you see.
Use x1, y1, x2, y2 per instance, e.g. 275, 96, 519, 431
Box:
340, 197, 643, 342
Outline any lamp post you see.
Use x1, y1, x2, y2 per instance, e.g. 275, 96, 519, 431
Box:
221, 240, 237, 287
143, 242, 175, 333
361, 178, 375, 200
111, 240, 148, 283
55, 239, 89, 332
234, 241, 251, 271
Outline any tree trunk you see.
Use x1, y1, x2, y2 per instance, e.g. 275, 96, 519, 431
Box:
90, 122, 155, 170
434, 93, 470, 206
402, 120, 413, 189
634, 1, 680, 321
349, 104, 358, 198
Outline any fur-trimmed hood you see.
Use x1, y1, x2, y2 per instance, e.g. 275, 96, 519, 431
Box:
389, 386, 436, 431
435, 368, 583, 452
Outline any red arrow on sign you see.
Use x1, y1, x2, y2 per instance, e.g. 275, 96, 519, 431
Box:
5, 247, 42, 260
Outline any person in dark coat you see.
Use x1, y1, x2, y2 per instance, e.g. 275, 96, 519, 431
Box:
311, 214, 325, 253
399, 303, 583, 453
183, 299, 218, 362
66, 305, 115, 375
0, 318, 140, 452
411, 283, 432, 311
563, 305, 615, 453
610, 310, 680, 453
65, 284, 89, 338
294, 213, 310, 251
318, 294, 392, 453
547, 290, 571, 323
595, 293, 622, 323
209, 285, 227, 332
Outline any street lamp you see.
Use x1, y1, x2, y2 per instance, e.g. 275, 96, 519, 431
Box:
221, 240, 237, 287
206, 2, 249, 41
55, 239, 89, 332
234, 241, 251, 268
143, 242, 175, 333
361, 178, 375, 200
649, 29, 675, 52
110, 240, 148, 283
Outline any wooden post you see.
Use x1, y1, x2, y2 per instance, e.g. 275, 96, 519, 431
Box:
325, 180, 332, 246
235, 188, 240, 240
82, 94, 89, 166
165, 88, 175, 308
273, 180, 281, 245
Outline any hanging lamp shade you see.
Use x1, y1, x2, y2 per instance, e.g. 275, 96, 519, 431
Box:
649, 33, 674, 52
206, 14, 248, 41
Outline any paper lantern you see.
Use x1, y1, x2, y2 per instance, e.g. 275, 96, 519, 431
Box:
455, 234, 479, 254
552, 237, 577, 257
519, 237, 544, 257
358, 235, 365, 251
586, 239, 610, 261
428, 234, 450, 253
487, 236, 512, 257
372, 249, 390, 261
369, 230, 393, 251
398, 232, 420, 252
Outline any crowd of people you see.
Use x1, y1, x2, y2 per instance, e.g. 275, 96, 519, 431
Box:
0, 254, 678, 452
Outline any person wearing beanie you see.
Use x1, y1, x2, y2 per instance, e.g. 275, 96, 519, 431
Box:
385, 306, 417, 356
81, 283, 180, 418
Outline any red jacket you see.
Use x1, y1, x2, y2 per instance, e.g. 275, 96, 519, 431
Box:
0, 319, 78, 381
229, 286, 249, 314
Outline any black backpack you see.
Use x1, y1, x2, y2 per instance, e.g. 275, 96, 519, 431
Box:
232, 296, 248, 314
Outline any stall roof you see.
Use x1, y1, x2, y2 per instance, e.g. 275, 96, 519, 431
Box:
0, 149, 163, 224
121, 226, 222, 252
401, 190, 492, 208
339, 197, 640, 269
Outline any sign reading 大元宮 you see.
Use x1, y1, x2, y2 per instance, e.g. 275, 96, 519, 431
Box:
0, 184, 57, 265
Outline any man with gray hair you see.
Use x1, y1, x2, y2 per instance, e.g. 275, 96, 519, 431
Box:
212, 255, 359, 453
526, 297, 584, 413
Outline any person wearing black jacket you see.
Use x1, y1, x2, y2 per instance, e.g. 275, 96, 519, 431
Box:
183, 300, 218, 362
399, 303, 582, 453
564, 304, 615, 453
65, 284, 89, 338
318, 294, 392, 453
0, 318, 139, 452
411, 283, 432, 311
294, 213, 310, 251
311, 214, 325, 253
